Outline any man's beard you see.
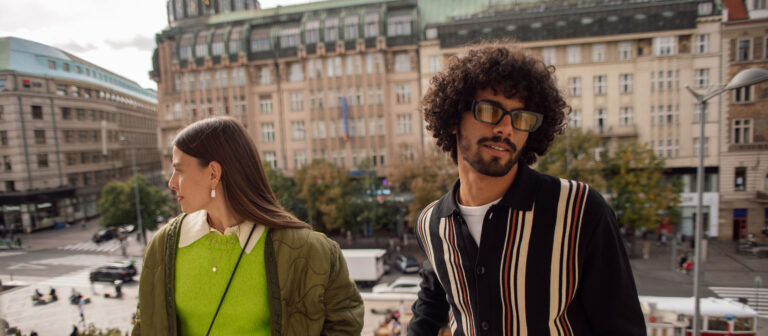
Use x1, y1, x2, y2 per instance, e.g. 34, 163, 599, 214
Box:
459, 133, 521, 177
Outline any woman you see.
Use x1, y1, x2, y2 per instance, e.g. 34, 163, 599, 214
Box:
132, 117, 363, 335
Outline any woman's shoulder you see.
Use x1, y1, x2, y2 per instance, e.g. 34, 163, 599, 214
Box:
146, 215, 185, 249
156, 214, 186, 237
269, 228, 339, 254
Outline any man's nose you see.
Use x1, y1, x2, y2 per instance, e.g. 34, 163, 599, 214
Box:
492, 114, 515, 135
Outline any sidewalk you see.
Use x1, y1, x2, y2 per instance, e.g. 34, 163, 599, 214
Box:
16, 223, 768, 294
630, 238, 768, 296
8, 218, 153, 258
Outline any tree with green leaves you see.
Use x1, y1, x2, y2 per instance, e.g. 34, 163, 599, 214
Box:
294, 160, 353, 233
97, 174, 174, 231
348, 158, 394, 236
603, 142, 683, 236
389, 151, 458, 225
263, 162, 306, 221
536, 127, 606, 191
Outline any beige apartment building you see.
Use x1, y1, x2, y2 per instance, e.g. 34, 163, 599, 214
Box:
154, 0, 421, 178
153, 0, 767, 240
421, 0, 724, 238
0, 37, 161, 232
719, 0, 768, 240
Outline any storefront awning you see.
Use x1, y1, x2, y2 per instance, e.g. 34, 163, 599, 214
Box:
0, 187, 76, 205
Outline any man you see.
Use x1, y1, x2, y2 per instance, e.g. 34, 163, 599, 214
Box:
409, 44, 646, 335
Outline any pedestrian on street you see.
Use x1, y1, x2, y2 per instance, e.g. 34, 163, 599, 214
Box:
408, 43, 645, 335
113, 280, 123, 298
78, 300, 85, 324
133, 117, 363, 335
685, 259, 694, 275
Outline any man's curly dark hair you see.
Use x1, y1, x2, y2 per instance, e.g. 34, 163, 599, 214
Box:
422, 43, 569, 165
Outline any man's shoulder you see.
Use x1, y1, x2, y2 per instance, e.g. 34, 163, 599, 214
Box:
533, 169, 604, 199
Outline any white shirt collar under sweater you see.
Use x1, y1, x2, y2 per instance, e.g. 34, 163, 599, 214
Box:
457, 197, 502, 246
177, 210, 265, 254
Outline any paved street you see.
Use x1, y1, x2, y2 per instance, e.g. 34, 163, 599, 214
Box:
1, 220, 767, 335
0, 219, 146, 335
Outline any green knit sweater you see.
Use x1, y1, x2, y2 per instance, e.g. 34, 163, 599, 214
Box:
175, 228, 270, 336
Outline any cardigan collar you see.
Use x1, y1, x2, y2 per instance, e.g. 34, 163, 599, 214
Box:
436, 163, 537, 218
178, 210, 264, 254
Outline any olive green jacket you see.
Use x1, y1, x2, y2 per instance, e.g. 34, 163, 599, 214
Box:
132, 215, 364, 335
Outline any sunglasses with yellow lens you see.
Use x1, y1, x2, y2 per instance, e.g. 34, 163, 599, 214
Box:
471, 100, 543, 132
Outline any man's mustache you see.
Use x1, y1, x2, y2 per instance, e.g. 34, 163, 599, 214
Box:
478, 136, 517, 152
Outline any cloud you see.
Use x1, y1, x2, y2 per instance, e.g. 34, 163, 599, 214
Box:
105, 35, 155, 51
55, 41, 98, 53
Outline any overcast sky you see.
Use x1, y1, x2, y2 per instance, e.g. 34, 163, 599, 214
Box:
0, 0, 319, 91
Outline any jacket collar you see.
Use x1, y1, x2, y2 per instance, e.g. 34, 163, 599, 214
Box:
177, 210, 264, 254
436, 163, 537, 218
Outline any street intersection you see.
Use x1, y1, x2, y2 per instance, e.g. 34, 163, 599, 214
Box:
1, 219, 767, 335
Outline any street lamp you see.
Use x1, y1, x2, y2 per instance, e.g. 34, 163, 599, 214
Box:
120, 136, 146, 246
685, 67, 768, 336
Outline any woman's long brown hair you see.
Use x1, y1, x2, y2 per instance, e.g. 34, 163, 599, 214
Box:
173, 116, 310, 230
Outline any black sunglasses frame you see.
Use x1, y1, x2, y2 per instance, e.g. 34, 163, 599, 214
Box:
471, 100, 544, 132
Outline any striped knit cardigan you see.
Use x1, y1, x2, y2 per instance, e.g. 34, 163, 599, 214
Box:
408, 164, 646, 336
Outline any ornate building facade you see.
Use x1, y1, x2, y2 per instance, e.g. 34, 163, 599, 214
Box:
154, 0, 421, 178
719, 0, 768, 240
420, 0, 724, 238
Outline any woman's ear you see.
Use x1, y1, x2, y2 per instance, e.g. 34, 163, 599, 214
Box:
208, 161, 222, 183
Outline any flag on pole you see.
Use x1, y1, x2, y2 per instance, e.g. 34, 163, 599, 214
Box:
341, 97, 349, 141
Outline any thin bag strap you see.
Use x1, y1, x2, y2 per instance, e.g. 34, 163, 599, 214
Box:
205, 223, 258, 336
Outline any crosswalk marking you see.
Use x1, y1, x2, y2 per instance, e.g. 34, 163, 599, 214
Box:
7, 263, 47, 270
709, 286, 768, 318
58, 240, 122, 253
0, 251, 26, 257
35, 269, 93, 288
3, 258, 143, 291
33, 254, 141, 269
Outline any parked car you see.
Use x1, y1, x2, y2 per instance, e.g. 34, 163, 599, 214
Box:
118, 224, 136, 234
394, 254, 420, 274
372, 276, 421, 294
91, 228, 116, 243
89, 261, 136, 282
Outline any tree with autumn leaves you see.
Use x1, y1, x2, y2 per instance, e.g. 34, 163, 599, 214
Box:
538, 129, 683, 237
536, 127, 606, 191
603, 142, 683, 234
388, 151, 457, 225
292, 160, 353, 233
262, 131, 681, 247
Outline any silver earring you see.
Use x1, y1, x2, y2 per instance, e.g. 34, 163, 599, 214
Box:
211, 189, 216, 198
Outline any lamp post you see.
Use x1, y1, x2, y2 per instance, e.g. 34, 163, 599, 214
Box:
120, 136, 146, 246
685, 67, 768, 335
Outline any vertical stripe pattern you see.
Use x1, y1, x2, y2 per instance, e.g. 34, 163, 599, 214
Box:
548, 180, 588, 335
440, 216, 475, 335
499, 206, 534, 335
413, 174, 606, 335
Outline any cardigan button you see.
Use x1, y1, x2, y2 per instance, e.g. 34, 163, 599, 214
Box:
481, 321, 490, 330
476, 266, 485, 275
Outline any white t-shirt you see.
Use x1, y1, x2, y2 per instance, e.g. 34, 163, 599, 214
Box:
457, 197, 502, 246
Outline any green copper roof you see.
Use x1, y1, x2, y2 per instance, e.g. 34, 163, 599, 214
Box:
0, 36, 156, 103
209, 0, 401, 25
418, 0, 543, 29
0, 38, 9, 70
